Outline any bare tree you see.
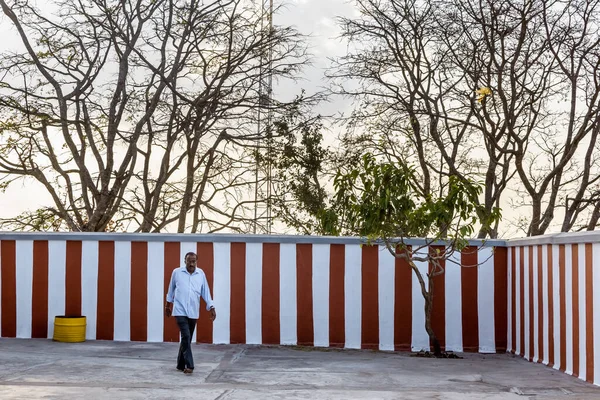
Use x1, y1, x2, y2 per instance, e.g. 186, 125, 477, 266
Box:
330, 0, 600, 237
0, 0, 311, 232
460, 0, 600, 236
329, 0, 512, 238
544, 0, 600, 233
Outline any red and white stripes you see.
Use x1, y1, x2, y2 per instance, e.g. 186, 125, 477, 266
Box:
508, 242, 600, 384
0, 236, 506, 353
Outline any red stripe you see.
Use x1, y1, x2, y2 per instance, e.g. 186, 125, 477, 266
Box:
96, 241, 115, 340
430, 246, 445, 351
262, 243, 280, 344
559, 244, 566, 371
394, 246, 412, 351
494, 247, 508, 353
572, 245, 580, 377
461, 247, 479, 352
529, 246, 534, 361
511, 247, 517, 353
548, 245, 555, 367
1, 241, 16, 337
537, 246, 544, 362
230, 242, 246, 344
197, 242, 214, 344
130, 242, 148, 342
361, 245, 379, 349
65, 241, 82, 317
519, 246, 525, 356
586, 243, 594, 382
31, 241, 49, 338
329, 244, 345, 348
164, 242, 180, 342
297, 243, 314, 346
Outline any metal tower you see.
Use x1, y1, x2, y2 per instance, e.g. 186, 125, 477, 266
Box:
253, 0, 274, 234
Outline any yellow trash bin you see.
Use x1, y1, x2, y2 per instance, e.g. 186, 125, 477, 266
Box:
53, 316, 86, 343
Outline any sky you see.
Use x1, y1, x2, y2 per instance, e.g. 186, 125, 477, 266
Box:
0, 0, 580, 238
0, 0, 357, 224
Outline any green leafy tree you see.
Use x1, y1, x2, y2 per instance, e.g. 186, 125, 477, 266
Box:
270, 116, 335, 234
324, 154, 501, 356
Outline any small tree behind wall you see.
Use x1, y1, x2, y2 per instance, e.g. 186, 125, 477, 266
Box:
323, 154, 501, 356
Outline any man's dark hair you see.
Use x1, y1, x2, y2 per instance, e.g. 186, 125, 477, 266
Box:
184, 252, 197, 261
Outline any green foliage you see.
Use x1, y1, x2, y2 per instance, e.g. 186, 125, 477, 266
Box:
323, 153, 501, 247
272, 116, 332, 234
318, 152, 502, 355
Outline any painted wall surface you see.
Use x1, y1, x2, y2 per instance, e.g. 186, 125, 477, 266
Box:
507, 232, 600, 385
0, 233, 507, 353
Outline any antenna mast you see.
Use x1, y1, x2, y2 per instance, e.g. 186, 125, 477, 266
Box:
253, 0, 274, 234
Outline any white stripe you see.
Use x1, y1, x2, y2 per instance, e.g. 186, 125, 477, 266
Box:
213, 242, 231, 344
113, 241, 131, 341
533, 245, 539, 362
313, 244, 330, 347
179, 241, 198, 264
378, 246, 394, 351
507, 247, 512, 352
279, 243, 297, 345
593, 243, 600, 385
179, 241, 198, 266
179, 242, 198, 343
578, 243, 586, 380
147, 242, 164, 342
16, 240, 33, 338
411, 247, 429, 352
565, 244, 573, 375
81, 241, 99, 340
245, 243, 262, 344
524, 246, 530, 360
552, 244, 561, 370
344, 244, 361, 349
515, 246, 521, 355
478, 246, 495, 353
48, 241, 66, 339
542, 245, 549, 365
445, 249, 463, 352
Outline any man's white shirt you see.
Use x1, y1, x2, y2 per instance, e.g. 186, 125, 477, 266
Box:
166, 266, 214, 319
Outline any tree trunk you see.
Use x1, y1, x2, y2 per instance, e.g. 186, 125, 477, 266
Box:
411, 261, 442, 357
424, 293, 442, 356
588, 201, 600, 231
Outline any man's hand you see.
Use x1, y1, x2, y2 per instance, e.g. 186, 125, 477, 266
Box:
209, 307, 216, 321
165, 305, 172, 317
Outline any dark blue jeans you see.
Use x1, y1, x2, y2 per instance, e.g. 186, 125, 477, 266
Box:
175, 316, 197, 370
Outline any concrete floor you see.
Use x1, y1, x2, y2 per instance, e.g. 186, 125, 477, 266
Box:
0, 339, 599, 399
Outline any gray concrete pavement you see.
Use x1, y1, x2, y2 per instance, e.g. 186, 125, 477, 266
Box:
0, 339, 599, 399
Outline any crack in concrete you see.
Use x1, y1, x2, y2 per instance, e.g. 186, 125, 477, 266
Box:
0, 361, 58, 382
205, 348, 247, 383
0, 347, 222, 363
0, 380, 516, 394
214, 389, 233, 400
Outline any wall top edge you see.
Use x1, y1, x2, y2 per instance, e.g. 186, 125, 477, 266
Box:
0, 231, 507, 247
507, 230, 600, 247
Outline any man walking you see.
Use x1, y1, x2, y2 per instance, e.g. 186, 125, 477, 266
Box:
165, 252, 216, 374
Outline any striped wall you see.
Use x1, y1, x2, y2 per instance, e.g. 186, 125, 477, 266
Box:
0, 234, 507, 352
507, 232, 600, 385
